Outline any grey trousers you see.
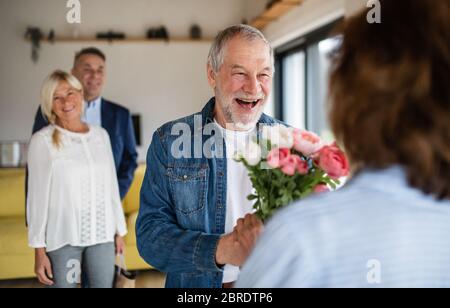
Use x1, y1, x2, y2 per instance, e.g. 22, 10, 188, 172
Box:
46, 242, 115, 288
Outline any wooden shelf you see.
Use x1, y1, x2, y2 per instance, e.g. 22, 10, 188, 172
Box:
28, 37, 213, 44
251, 0, 304, 30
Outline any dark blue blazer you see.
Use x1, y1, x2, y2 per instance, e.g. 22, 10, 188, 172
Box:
32, 99, 138, 199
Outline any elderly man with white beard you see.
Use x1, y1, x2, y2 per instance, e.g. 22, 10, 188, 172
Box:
136, 24, 285, 288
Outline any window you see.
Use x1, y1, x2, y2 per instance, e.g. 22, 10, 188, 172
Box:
274, 20, 342, 142
282, 50, 306, 129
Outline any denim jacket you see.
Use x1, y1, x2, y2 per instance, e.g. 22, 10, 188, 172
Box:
136, 97, 284, 288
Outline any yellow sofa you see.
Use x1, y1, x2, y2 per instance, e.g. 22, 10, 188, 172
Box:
0, 165, 150, 281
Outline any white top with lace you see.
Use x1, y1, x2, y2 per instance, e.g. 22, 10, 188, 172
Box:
27, 125, 127, 252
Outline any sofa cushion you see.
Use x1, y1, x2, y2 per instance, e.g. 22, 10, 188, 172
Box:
0, 169, 26, 218
123, 165, 146, 215
0, 218, 32, 255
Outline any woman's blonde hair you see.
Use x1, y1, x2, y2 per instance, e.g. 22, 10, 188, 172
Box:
40, 70, 83, 148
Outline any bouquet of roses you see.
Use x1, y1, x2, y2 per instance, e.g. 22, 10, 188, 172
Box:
235, 125, 349, 221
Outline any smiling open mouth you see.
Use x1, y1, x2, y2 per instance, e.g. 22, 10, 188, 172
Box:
63, 107, 75, 113
235, 98, 262, 110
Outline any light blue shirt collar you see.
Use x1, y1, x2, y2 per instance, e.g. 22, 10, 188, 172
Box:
85, 96, 102, 108
82, 97, 102, 126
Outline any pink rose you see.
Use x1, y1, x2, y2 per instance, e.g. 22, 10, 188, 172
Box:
293, 129, 324, 157
281, 155, 297, 176
292, 155, 309, 175
267, 149, 311, 176
314, 184, 330, 193
316, 143, 349, 179
279, 155, 309, 176
267, 148, 290, 168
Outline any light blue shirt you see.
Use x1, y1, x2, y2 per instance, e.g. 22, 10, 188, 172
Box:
236, 166, 450, 288
82, 97, 102, 127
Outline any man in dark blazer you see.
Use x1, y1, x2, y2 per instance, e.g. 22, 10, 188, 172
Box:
31, 47, 138, 200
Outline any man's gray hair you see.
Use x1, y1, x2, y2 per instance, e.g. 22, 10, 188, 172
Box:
207, 24, 274, 72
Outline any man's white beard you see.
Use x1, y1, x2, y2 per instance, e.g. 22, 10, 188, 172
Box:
233, 110, 263, 131
221, 102, 263, 131
216, 87, 265, 131
220, 100, 265, 131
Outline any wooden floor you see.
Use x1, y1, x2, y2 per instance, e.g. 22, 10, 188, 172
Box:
0, 270, 166, 288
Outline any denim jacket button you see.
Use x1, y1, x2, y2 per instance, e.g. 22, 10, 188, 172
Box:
183, 175, 188, 180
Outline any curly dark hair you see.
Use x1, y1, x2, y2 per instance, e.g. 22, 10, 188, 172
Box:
329, 0, 450, 199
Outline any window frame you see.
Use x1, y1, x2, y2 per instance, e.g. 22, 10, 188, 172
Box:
273, 19, 343, 130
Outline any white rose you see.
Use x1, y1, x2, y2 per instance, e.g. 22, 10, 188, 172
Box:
242, 141, 262, 166
261, 124, 294, 149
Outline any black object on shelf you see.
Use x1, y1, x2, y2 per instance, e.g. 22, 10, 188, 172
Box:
96, 31, 126, 42
48, 29, 55, 44
190, 24, 202, 40
146, 26, 169, 41
24, 27, 44, 63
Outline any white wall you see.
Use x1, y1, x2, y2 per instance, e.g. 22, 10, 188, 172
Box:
0, 0, 265, 162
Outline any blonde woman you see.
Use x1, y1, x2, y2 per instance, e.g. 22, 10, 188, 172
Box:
27, 70, 127, 288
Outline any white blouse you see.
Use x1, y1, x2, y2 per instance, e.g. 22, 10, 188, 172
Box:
27, 125, 127, 252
